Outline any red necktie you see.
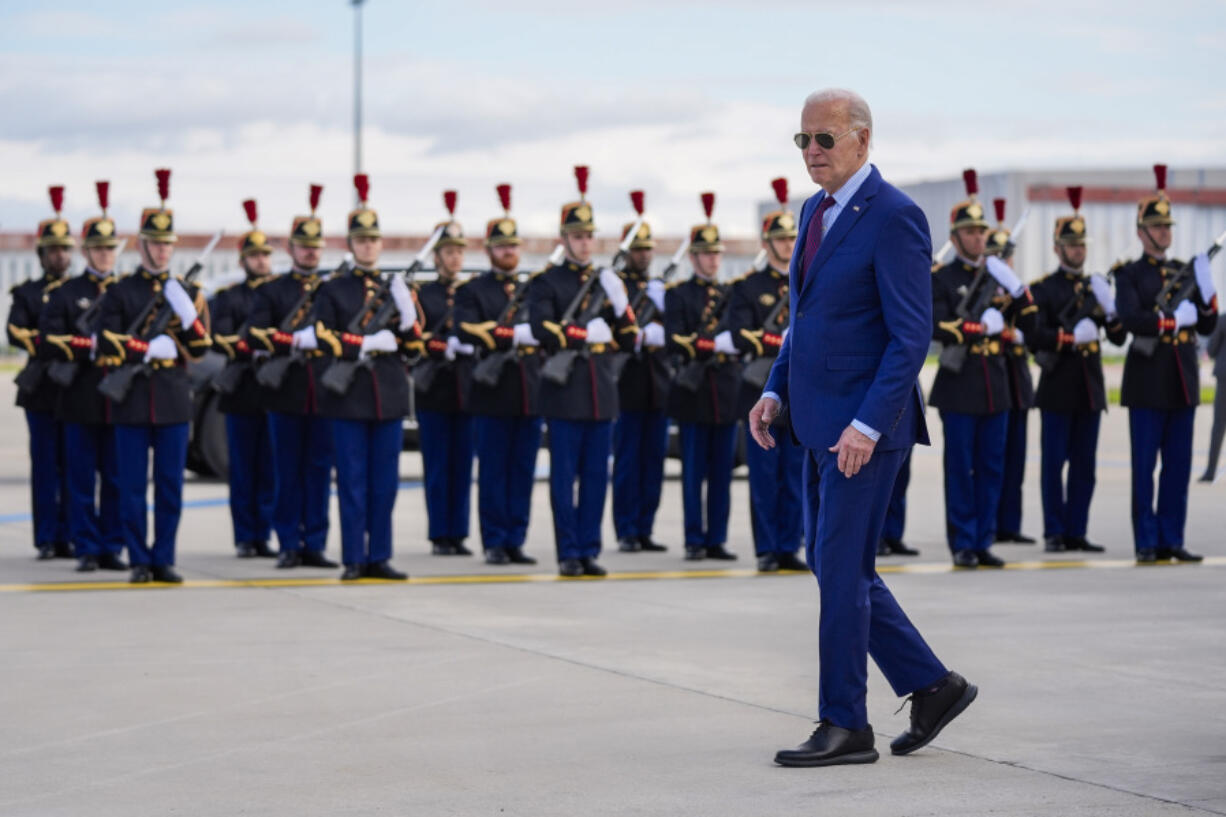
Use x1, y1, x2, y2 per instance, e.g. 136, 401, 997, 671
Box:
799, 195, 837, 288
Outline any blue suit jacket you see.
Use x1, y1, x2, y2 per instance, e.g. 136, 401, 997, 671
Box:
764, 164, 931, 452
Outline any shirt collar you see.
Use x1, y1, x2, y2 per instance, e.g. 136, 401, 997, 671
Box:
139, 265, 169, 282
85, 266, 112, 280
823, 160, 872, 208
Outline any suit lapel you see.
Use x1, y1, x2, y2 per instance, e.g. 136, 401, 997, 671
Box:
800, 166, 882, 298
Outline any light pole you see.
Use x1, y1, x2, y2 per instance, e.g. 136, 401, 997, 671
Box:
352, 0, 366, 201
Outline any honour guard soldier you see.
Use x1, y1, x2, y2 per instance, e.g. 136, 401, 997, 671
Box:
528, 165, 639, 577
246, 184, 337, 570
986, 198, 1038, 546
97, 169, 212, 583
666, 193, 741, 563
729, 178, 805, 572
210, 199, 276, 559
1027, 187, 1125, 553
1115, 164, 1218, 563
38, 182, 125, 571
10, 186, 72, 560
312, 174, 417, 581
454, 184, 541, 566
929, 169, 1035, 569
612, 190, 670, 554
415, 191, 476, 557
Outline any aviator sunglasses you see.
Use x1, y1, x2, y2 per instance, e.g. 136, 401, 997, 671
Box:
793, 127, 860, 150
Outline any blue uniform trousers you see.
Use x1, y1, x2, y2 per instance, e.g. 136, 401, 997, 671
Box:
745, 424, 803, 555
63, 422, 122, 559
25, 409, 68, 549
612, 409, 669, 540
1039, 411, 1100, 540
996, 408, 1028, 535
940, 410, 1008, 553
473, 415, 541, 551
882, 448, 912, 542
1128, 406, 1195, 551
678, 422, 737, 548
267, 412, 332, 555
803, 447, 947, 731
546, 418, 611, 561
225, 413, 276, 545
332, 418, 401, 567
416, 409, 474, 542
113, 423, 189, 567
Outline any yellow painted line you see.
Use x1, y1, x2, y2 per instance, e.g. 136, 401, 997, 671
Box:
1, 557, 1223, 593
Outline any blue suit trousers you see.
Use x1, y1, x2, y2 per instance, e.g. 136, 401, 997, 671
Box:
996, 408, 1029, 535
745, 424, 803, 555
416, 409, 473, 542
225, 413, 276, 545
474, 415, 541, 551
25, 409, 67, 549
882, 448, 911, 542
267, 412, 332, 555
332, 418, 401, 566
612, 409, 669, 540
1128, 406, 1194, 551
679, 422, 736, 548
547, 418, 611, 561
940, 411, 1008, 552
114, 423, 189, 567
63, 422, 122, 558
1040, 411, 1100, 540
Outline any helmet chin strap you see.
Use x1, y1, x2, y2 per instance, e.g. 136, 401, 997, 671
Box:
1056, 246, 1082, 273
951, 233, 981, 265
1139, 225, 1166, 258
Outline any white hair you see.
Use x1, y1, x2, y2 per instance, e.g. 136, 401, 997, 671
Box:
803, 88, 873, 135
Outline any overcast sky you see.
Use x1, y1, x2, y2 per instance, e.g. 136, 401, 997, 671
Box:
2, 0, 1223, 239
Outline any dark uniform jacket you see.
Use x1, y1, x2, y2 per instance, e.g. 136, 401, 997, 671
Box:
1116, 254, 1218, 410
454, 270, 540, 417
617, 268, 671, 413
244, 270, 325, 416
665, 275, 742, 426
37, 270, 114, 425
414, 277, 468, 414
96, 267, 212, 426
312, 267, 417, 422
209, 277, 267, 416
7, 273, 66, 412
728, 266, 788, 423
929, 258, 1036, 415
528, 260, 638, 422
1027, 268, 1127, 413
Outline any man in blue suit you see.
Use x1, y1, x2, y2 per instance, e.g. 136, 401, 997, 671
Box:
752, 89, 977, 767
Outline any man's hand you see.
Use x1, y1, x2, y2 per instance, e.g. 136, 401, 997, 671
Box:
829, 424, 876, 478
748, 396, 779, 450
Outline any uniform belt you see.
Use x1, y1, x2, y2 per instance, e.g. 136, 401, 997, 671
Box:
149, 359, 179, 370
1161, 331, 1192, 345
517, 346, 538, 356
967, 340, 1002, 356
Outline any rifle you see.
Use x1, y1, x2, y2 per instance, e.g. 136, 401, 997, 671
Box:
45, 240, 128, 388
741, 284, 790, 390
605, 237, 691, 382
97, 231, 222, 403
319, 227, 444, 396
471, 245, 565, 388
674, 280, 736, 393
540, 217, 642, 386
1130, 227, 1226, 357
1032, 275, 1107, 373
249, 261, 343, 391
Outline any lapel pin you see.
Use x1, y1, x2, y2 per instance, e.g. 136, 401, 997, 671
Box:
852, 205, 860, 212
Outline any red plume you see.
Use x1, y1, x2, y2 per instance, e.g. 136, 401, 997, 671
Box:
308, 183, 323, 214
993, 198, 1006, 224
771, 177, 788, 207
700, 191, 715, 220
96, 181, 109, 214
155, 168, 171, 204
242, 199, 258, 226
629, 190, 645, 215
48, 185, 64, 215
1067, 186, 1083, 212
496, 183, 512, 214
574, 165, 589, 197
443, 190, 457, 215
1153, 163, 1167, 191
962, 168, 978, 197
354, 173, 370, 204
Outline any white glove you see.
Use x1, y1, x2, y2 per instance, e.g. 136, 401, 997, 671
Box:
1072, 317, 1098, 344
980, 307, 1005, 336
445, 335, 474, 361
599, 268, 629, 316
646, 279, 666, 313
1173, 300, 1198, 329
144, 334, 178, 362
389, 275, 417, 331
1194, 253, 1217, 302
292, 326, 317, 350
1011, 326, 1025, 345
714, 329, 737, 355
360, 329, 398, 357
585, 317, 613, 344
512, 322, 538, 347
163, 278, 198, 327
1089, 273, 1116, 318
985, 255, 1024, 297
641, 322, 665, 348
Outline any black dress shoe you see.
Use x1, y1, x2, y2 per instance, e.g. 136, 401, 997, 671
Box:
1198, 472, 1215, 483
891, 671, 978, 755
1044, 536, 1066, 553
775, 720, 879, 767
301, 550, 339, 568
1170, 548, 1204, 562
431, 540, 456, 556
976, 550, 1006, 568
618, 536, 642, 553
252, 540, 277, 558
776, 552, 808, 571
76, 555, 98, 572
235, 541, 257, 558
880, 537, 920, 556
558, 559, 584, 577
1136, 549, 1158, 564
340, 564, 365, 581
130, 566, 151, 584
366, 561, 408, 580
580, 557, 607, 577
506, 548, 537, 565
276, 550, 302, 569
638, 536, 668, 552
151, 566, 183, 584
995, 531, 1036, 545
757, 554, 780, 573
485, 548, 510, 565
953, 550, 978, 568
1155, 547, 1173, 560
54, 542, 75, 559
1063, 536, 1105, 553
704, 545, 738, 561
36, 543, 56, 560
450, 539, 474, 556
876, 539, 891, 557
684, 547, 705, 561
97, 553, 128, 571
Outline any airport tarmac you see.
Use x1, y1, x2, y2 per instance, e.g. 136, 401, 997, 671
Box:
2, 371, 1225, 816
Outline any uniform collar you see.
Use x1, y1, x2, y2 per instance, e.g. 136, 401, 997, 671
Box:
85, 266, 113, 281
138, 265, 169, 282
291, 267, 319, 281
565, 260, 593, 273
955, 254, 982, 271
1059, 265, 1084, 278
1145, 254, 1163, 265
353, 265, 379, 277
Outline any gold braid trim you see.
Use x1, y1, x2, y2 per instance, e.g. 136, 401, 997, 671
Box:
8, 324, 37, 355
314, 321, 343, 357
249, 326, 275, 353
739, 328, 764, 357
101, 329, 131, 359
542, 320, 568, 349
45, 334, 75, 362
937, 319, 964, 345
460, 320, 497, 350
672, 333, 697, 359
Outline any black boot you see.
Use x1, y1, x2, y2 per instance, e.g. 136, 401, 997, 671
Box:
617, 536, 641, 553
252, 540, 277, 558
301, 550, 339, 568
880, 537, 920, 556
485, 548, 510, 566
776, 552, 808, 571
97, 552, 128, 571
505, 548, 537, 565
76, 555, 98, 573
637, 535, 668, 552
366, 561, 408, 580
150, 566, 183, 584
